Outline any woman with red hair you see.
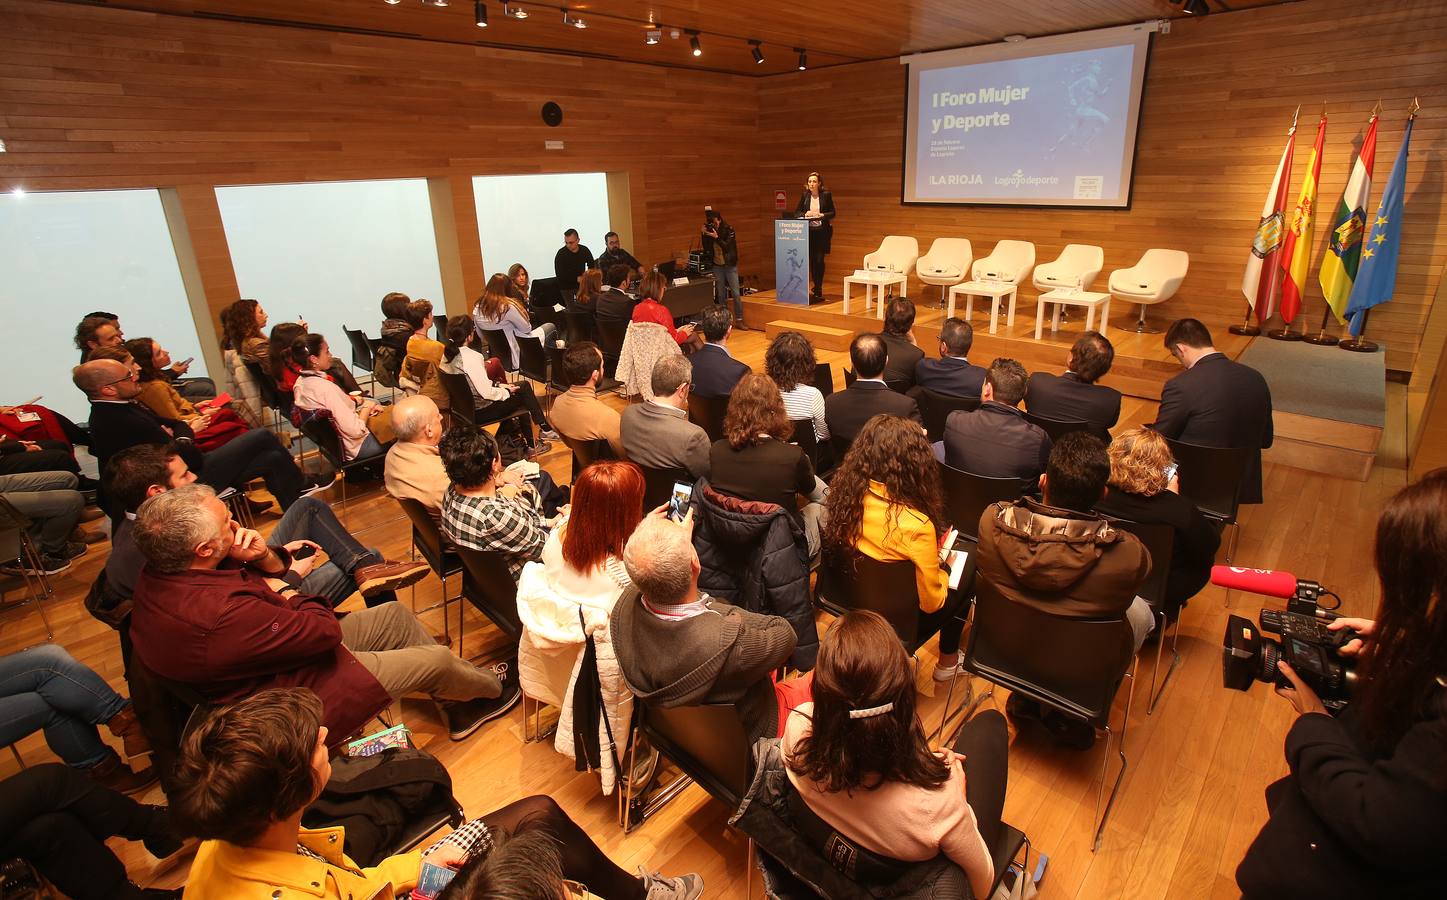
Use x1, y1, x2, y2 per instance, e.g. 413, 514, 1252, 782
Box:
514, 461, 647, 795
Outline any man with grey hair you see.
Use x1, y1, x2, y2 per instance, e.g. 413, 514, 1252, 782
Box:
127, 484, 518, 743
609, 510, 797, 741
940, 357, 1052, 492
619, 355, 711, 478
384, 394, 449, 515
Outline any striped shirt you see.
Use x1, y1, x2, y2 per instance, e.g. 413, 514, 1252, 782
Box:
780, 384, 829, 441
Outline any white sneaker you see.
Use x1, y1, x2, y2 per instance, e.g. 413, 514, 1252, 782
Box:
640, 869, 704, 900
933, 652, 962, 682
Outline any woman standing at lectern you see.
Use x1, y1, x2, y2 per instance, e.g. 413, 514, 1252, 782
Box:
794, 172, 836, 302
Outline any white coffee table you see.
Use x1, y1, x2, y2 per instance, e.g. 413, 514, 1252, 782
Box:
1036, 289, 1111, 340
843, 271, 908, 317
948, 281, 1019, 334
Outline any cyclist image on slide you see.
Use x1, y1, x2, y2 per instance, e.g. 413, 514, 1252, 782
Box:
1047, 58, 1111, 156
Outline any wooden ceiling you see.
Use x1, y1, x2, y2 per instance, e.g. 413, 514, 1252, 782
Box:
83, 0, 1296, 75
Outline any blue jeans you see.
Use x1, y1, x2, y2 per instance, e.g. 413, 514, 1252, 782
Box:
268, 495, 384, 607
714, 265, 742, 318
0, 644, 128, 769
355, 432, 385, 461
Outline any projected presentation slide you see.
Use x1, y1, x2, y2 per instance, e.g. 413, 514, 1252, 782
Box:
903, 27, 1151, 208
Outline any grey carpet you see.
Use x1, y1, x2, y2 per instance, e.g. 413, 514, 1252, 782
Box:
1238, 338, 1385, 427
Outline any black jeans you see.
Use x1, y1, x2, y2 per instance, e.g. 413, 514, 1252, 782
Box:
808, 243, 828, 296
952, 709, 1008, 850
480, 796, 643, 900
918, 586, 971, 656
0, 441, 79, 476
198, 428, 304, 509
478, 382, 551, 439
0, 763, 166, 900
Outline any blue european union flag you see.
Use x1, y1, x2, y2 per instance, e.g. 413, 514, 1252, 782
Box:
1345, 118, 1413, 337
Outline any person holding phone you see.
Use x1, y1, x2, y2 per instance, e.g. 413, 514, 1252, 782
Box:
124, 338, 250, 452
793, 172, 837, 302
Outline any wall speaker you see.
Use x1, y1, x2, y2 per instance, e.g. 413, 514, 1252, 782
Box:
541, 102, 563, 127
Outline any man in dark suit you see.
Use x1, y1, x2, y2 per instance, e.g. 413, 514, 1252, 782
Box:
688, 304, 751, 398
941, 358, 1051, 492
878, 298, 924, 391
595, 264, 637, 324
1025, 330, 1122, 436
825, 334, 922, 451
915, 317, 987, 398
1152, 318, 1274, 504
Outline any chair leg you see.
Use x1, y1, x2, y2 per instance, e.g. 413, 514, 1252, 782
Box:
746, 837, 756, 900
1226, 520, 1240, 564
10, 744, 26, 768
1147, 613, 1181, 715
1092, 659, 1136, 852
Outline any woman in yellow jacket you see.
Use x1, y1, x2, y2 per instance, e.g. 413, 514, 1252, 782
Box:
820, 414, 969, 682
172, 688, 702, 900
123, 338, 249, 452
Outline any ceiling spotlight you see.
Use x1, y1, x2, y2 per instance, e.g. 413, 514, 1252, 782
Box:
645, 29, 662, 45
565, 13, 586, 29
384, 0, 401, 5
503, 2, 527, 18
1183, 0, 1210, 13
750, 40, 764, 64
689, 32, 701, 56
474, 0, 488, 26
430, 0, 449, 7
796, 47, 807, 70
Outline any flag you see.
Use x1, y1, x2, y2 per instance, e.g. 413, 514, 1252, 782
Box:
1319, 112, 1379, 324
1345, 116, 1413, 336
1242, 111, 1298, 324
1278, 113, 1326, 323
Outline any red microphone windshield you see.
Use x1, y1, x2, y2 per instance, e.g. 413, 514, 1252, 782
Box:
1210, 565, 1298, 599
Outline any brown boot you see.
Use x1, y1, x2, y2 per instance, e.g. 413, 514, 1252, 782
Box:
105, 703, 152, 759
354, 560, 431, 598
85, 749, 158, 796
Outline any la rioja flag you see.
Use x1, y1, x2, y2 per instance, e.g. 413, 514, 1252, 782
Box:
1319, 112, 1379, 324
1242, 109, 1298, 325
1278, 112, 1326, 323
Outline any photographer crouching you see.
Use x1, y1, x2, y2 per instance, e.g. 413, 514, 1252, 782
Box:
1235, 469, 1447, 898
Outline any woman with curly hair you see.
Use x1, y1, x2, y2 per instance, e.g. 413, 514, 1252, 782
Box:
821, 414, 968, 681
765, 330, 828, 443
784, 610, 1006, 900
710, 373, 826, 556
123, 337, 249, 451
473, 272, 557, 366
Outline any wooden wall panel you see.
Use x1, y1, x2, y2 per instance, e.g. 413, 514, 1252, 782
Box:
755, 0, 1447, 374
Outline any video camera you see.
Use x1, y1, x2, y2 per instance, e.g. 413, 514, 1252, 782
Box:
1216, 565, 1358, 709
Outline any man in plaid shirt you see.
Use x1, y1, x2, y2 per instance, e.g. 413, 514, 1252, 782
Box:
439, 427, 558, 580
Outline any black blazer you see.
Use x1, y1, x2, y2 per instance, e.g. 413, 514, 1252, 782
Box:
594, 288, 636, 324
915, 357, 986, 398
709, 438, 815, 523
690, 343, 751, 399
823, 381, 921, 448
793, 190, 836, 253
1026, 371, 1122, 434
1151, 353, 1274, 505
878, 332, 923, 391
1094, 488, 1220, 617
942, 402, 1051, 492
87, 401, 200, 476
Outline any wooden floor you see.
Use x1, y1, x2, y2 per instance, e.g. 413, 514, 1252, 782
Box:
0, 326, 1423, 899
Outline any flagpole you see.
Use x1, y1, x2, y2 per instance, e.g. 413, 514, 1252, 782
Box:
1228, 305, 1260, 336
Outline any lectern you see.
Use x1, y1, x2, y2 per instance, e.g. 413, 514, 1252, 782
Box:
774, 218, 810, 305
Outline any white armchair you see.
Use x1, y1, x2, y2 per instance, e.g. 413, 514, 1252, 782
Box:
1109, 249, 1190, 333
863, 235, 920, 276
916, 238, 973, 306
1033, 244, 1105, 293
971, 239, 1036, 287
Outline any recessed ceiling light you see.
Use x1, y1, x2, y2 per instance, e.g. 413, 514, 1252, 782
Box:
645, 29, 662, 45
503, 2, 527, 18
1003, 34, 1026, 42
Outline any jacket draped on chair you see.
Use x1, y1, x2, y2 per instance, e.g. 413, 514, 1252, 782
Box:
616, 321, 682, 401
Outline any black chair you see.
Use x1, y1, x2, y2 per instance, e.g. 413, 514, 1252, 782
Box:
788, 418, 820, 472
545, 345, 570, 395
295, 409, 385, 514
1023, 411, 1101, 444
1108, 518, 1178, 714
1164, 437, 1249, 563
563, 309, 596, 346
939, 463, 1024, 541
514, 334, 550, 387
813, 361, 834, 398
395, 497, 465, 648
243, 359, 294, 426
595, 317, 629, 378
566, 437, 613, 482
436, 370, 531, 435
641, 464, 691, 513
342, 326, 376, 377
479, 327, 517, 373
913, 387, 980, 443
455, 545, 522, 641
964, 579, 1137, 852
687, 393, 728, 442
434, 317, 447, 343
622, 700, 750, 833
843, 367, 856, 388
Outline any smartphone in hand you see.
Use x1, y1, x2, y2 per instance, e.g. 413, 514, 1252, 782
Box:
668, 482, 694, 521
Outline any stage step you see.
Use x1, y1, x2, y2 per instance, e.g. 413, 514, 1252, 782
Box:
764, 319, 856, 351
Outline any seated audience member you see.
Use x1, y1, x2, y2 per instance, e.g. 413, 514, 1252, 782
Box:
1025, 330, 1122, 435
0, 470, 86, 575
1153, 317, 1274, 505
767, 330, 829, 443
784, 611, 1006, 900
824, 334, 921, 448
128, 484, 515, 741
689, 304, 751, 398
597, 230, 644, 284
173, 689, 699, 900
977, 432, 1153, 653
1094, 428, 1220, 619
0, 763, 182, 900
266, 321, 308, 392
75, 313, 125, 364
406, 299, 446, 365
878, 298, 924, 390
554, 227, 596, 289
125, 338, 248, 451
383, 395, 448, 515
220, 297, 271, 367
0, 400, 94, 483
1236, 469, 1447, 899
631, 270, 696, 345
822, 414, 968, 680
573, 268, 605, 314
290, 334, 393, 462
597, 264, 639, 324
217, 299, 268, 428
373, 291, 412, 386
620, 355, 711, 479
440, 428, 559, 581
439, 315, 556, 452
472, 272, 558, 365
549, 342, 625, 458
941, 358, 1050, 491
610, 514, 798, 742
74, 358, 327, 511
81, 311, 216, 400
710, 373, 827, 557
0, 643, 154, 794
915, 316, 986, 398
507, 264, 531, 302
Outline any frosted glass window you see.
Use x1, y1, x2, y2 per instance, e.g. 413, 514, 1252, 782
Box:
216, 179, 445, 354
0, 189, 204, 423
472, 174, 611, 287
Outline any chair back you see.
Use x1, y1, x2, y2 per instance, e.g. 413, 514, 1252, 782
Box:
914, 387, 980, 443
1107, 518, 1174, 611
1163, 437, 1248, 524
1108, 249, 1190, 300
843, 368, 856, 388
916, 238, 974, 285
813, 362, 834, 398
342, 326, 375, 374
1033, 243, 1105, 292
641, 465, 692, 513
562, 309, 595, 345
434, 317, 447, 343
965, 579, 1133, 726
567, 437, 613, 481
972, 239, 1036, 285
545, 345, 570, 393
815, 552, 923, 649
297, 411, 346, 468
436, 370, 481, 427
788, 419, 819, 469
864, 235, 920, 276
243, 360, 290, 416
479, 328, 516, 372
395, 497, 458, 579
531, 276, 562, 309
596, 317, 629, 368
1022, 411, 1099, 443
641, 701, 751, 806
687, 393, 728, 442
515, 335, 549, 384
455, 545, 522, 639
940, 463, 1023, 541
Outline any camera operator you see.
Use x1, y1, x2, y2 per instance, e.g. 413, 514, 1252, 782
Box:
1236, 469, 1447, 898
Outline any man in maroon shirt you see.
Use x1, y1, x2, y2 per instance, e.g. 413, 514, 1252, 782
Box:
127, 484, 519, 742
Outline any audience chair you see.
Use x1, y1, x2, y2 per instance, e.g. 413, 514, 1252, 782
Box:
965, 578, 1136, 852
434, 317, 447, 344
595, 318, 629, 378
1108, 518, 1179, 714
686, 393, 728, 442
454, 545, 522, 642
788, 419, 822, 474
545, 345, 570, 396
1163, 437, 1249, 565
395, 497, 465, 649
622, 700, 750, 833
562, 309, 596, 346
436, 370, 532, 440
912, 387, 981, 443
939, 463, 1024, 542
479, 328, 517, 375
842, 368, 907, 394
342, 326, 376, 379
916, 238, 974, 307
1109, 249, 1189, 334
1022, 410, 1104, 444
295, 409, 385, 515
812, 361, 835, 398
640, 465, 692, 513
243, 360, 296, 431
565, 437, 614, 483
514, 335, 550, 392
0, 505, 54, 640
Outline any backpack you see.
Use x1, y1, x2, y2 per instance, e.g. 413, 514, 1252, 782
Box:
373, 343, 402, 388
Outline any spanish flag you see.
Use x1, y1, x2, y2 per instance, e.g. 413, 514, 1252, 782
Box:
1278, 113, 1327, 323
1319, 112, 1379, 324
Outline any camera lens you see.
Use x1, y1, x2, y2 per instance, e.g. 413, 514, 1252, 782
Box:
1257, 639, 1281, 683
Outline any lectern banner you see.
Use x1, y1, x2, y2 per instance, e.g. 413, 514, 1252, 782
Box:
775, 219, 810, 305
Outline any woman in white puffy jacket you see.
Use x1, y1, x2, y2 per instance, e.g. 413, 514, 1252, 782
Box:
515, 460, 646, 795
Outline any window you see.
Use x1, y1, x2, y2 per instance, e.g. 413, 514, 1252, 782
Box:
472, 173, 611, 289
